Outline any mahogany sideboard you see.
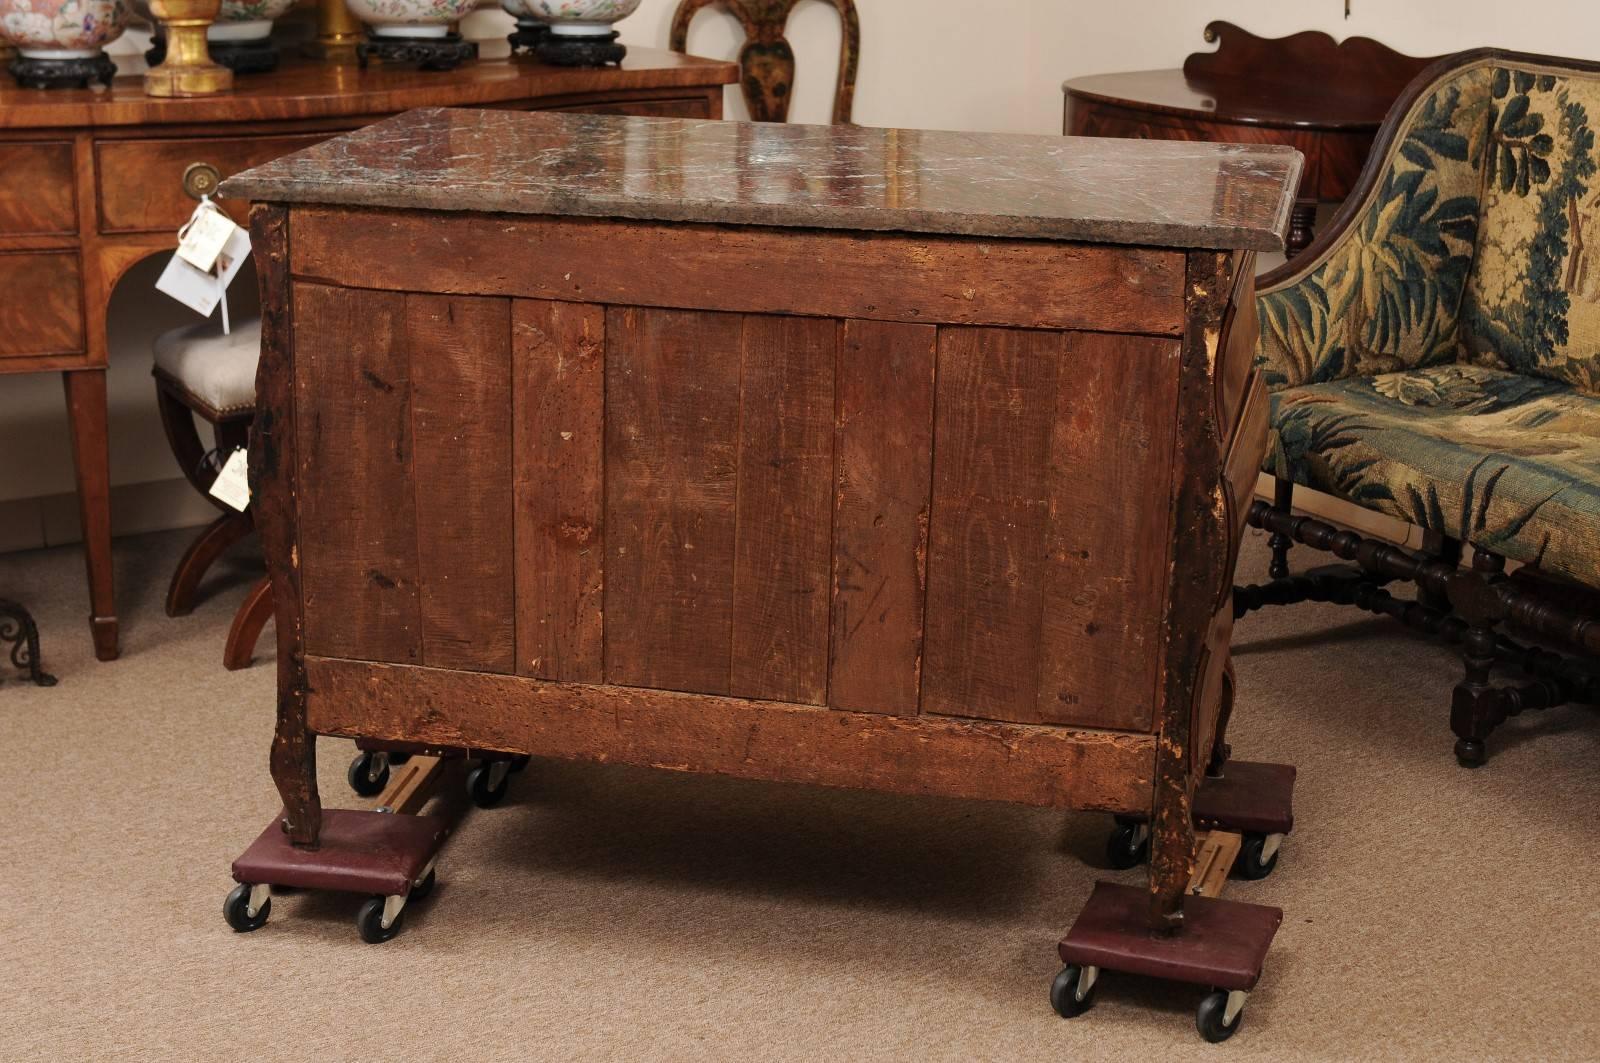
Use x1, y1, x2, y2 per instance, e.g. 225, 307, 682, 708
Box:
0, 46, 736, 661
224, 109, 1301, 1016
1064, 21, 1440, 256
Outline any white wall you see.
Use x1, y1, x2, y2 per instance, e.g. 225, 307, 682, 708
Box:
5, 0, 1598, 542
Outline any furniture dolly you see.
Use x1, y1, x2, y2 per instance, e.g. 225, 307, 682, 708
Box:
226, 748, 526, 943
224, 109, 1301, 1041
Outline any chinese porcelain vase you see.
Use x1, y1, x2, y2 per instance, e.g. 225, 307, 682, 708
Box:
0, 0, 129, 61
211, 0, 292, 42
345, 0, 478, 37
526, 0, 638, 39
524, 0, 636, 64
500, 0, 550, 55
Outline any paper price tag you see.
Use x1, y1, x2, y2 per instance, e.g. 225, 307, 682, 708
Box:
209, 448, 251, 512
156, 224, 252, 321
176, 204, 238, 272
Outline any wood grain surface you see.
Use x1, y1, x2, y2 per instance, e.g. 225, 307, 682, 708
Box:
290, 208, 1187, 337
513, 299, 607, 683
407, 294, 515, 673
305, 655, 1157, 813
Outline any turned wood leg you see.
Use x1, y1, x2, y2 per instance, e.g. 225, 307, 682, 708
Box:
1286, 200, 1318, 257
224, 576, 274, 671
167, 512, 254, 617
1448, 550, 1508, 768
62, 370, 118, 661
1418, 534, 1463, 613
1267, 477, 1294, 580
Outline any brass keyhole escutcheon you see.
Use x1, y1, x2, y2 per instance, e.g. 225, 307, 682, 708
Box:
183, 162, 223, 200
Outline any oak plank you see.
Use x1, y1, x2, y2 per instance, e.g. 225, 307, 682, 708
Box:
730, 314, 836, 704
406, 293, 515, 672
304, 655, 1156, 813
604, 306, 742, 695
829, 319, 937, 715
921, 326, 1063, 722
290, 207, 1187, 336
293, 282, 422, 664
513, 299, 607, 682
1034, 330, 1181, 731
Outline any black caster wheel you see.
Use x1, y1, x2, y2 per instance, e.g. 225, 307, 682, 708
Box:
410, 868, 437, 903
1235, 833, 1279, 881
1196, 989, 1243, 1043
468, 764, 509, 808
356, 897, 404, 944
1454, 737, 1486, 768
347, 751, 390, 797
223, 883, 270, 933
1105, 820, 1149, 870
1049, 965, 1096, 1019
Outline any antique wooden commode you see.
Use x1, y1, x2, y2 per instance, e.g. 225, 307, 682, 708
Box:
223, 110, 1300, 1039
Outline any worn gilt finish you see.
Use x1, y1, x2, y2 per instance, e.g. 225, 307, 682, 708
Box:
236, 110, 1296, 938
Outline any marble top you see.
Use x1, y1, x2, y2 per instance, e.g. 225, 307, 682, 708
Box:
222, 107, 1303, 251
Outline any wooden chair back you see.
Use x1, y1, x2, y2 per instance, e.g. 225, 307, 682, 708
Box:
669, 0, 859, 124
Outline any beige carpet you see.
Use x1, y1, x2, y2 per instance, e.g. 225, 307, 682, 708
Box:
1, 527, 1597, 1062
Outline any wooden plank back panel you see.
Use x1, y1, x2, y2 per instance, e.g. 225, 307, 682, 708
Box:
921, 327, 1064, 722
829, 319, 937, 715
1035, 331, 1180, 731
513, 299, 606, 682
293, 282, 422, 663
290, 207, 1188, 336
729, 315, 836, 704
406, 293, 515, 673
604, 306, 742, 695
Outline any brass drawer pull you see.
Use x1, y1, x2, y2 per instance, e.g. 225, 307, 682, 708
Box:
182, 161, 222, 200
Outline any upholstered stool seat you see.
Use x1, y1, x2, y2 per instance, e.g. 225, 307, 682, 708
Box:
153, 317, 262, 421
152, 316, 273, 671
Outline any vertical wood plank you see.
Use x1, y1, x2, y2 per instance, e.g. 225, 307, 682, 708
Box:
829, 319, 937, 715
730, 314, 836, 704
921, 326, 1063, 722
407, 293, 515, 673
293, 282, 421, 664
605, 306, 742, 695
513, 299, 606, 682
1034, 331, 1181, 731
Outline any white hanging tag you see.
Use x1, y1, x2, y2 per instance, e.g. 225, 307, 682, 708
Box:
209, 448, 251, 512
156, 219, 252, 320
176, 200, 238, 273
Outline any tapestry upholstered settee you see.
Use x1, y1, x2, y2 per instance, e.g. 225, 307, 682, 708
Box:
1237, 48, 1600, 766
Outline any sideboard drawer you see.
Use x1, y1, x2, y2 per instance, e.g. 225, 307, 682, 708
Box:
0, 142, 76, 237
95, 134, 332, 233
546, 97, 714, 119
0, 251, 82, 358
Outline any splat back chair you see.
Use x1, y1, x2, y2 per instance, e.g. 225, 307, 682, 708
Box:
670, 0, 859, 123
1238, 49, 1600, 765
153, 316, 274, 670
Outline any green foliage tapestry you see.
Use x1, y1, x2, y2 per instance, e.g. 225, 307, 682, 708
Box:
1462, 65, 1600, 395
1255, 65, 1493, 389
1266, 364, 1600, 584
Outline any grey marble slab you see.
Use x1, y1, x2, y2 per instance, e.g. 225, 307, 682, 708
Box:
222, 106, 1302, 251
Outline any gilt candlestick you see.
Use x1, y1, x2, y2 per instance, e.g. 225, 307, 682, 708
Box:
145, 0, 233, 94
